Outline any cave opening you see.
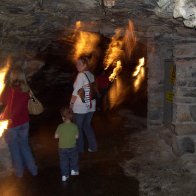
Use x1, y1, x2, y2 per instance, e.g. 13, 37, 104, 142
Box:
30, 32, 147, 119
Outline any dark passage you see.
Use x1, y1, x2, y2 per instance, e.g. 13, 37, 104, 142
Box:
0, 36, 147, 195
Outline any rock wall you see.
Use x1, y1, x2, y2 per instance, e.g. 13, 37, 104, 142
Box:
0, 0, 195, 68
147, 28, 196, 160
147, 29, 173, 129
173, 39, 196, 135
156, 0, 196, 28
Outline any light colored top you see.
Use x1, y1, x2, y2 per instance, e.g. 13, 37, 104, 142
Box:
55, 122, 78, 148
72, 71, 96, 114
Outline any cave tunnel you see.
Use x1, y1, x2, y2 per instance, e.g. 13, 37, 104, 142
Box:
0, 0, 196, 195
30, 32, 147, 120
0, 31, 146, 195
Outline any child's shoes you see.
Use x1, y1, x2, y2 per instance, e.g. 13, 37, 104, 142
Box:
62, 175, 69, 181
71, 170, 79, 176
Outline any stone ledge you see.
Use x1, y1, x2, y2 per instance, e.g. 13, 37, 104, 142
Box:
173, 123, 196, 135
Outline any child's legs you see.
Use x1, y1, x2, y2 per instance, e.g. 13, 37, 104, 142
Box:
59, 148, 69, 176
68, 147, 79, 172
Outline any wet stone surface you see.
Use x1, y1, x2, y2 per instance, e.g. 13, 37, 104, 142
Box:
0, 110, 140, 196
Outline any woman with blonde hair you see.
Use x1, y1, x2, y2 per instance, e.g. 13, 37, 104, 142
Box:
9, 67, 30, 92
70, 56, 98, 153
0, 67, 38, 177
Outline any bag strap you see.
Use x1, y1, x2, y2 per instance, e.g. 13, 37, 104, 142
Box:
82, 72, 93, 108
29, 89, 37, 102
83, 72, 100, 96
29, 89, 34, 97
83, 72, 91, 84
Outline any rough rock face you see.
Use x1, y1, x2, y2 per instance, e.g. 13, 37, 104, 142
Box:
0, 0, 195, 68
155, 0, 196, 28
174, 0, 196, 28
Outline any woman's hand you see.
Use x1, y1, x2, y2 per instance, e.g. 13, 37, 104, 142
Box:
70, 95, 77, 110
69, 102, 74, 110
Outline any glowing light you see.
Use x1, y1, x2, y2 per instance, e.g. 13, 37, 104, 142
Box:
76, 21, 82, 29
0, 58, 11, 137
132, 57, 145, 92
109, 61, 122, 82
104, 20, 136, 82
0, 120, 9, 137
104, 29, 123, 70
73, 30, 100, 63
108, 77, 126, 109
133, 57, 144, 77
0, 60, 10, 95
123, 20, 137, 59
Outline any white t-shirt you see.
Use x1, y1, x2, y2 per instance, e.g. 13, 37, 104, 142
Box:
72, 71, 96, 114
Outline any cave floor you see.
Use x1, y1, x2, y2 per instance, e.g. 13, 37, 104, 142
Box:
0, 109, 141, 196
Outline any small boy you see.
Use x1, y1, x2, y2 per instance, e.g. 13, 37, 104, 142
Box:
55, 107, 79, 182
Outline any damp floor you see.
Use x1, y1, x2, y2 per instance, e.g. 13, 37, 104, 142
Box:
0, 109, 140, 196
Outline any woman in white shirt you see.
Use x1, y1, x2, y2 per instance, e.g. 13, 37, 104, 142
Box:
70, 56, 97, 153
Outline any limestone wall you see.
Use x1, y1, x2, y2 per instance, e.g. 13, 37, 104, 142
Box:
173, 39, 196, 135
147, 33, 173, 130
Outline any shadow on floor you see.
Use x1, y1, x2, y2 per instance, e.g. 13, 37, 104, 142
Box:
0, 110, 140, 196
0, 165, 139, 196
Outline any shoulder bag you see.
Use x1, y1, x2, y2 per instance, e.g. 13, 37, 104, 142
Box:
28, 90, 44, 115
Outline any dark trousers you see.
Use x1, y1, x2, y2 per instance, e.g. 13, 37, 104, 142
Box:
73, 112, 97, 152
58, 147, 78, 176
5, 122, 37, 177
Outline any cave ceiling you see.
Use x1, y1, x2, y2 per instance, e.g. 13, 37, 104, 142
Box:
0, 0, 195, 62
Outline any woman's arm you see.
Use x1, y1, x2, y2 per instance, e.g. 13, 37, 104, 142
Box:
72, 73, 84, 96
70, 95, 77, 106
70, 73, 84, 107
